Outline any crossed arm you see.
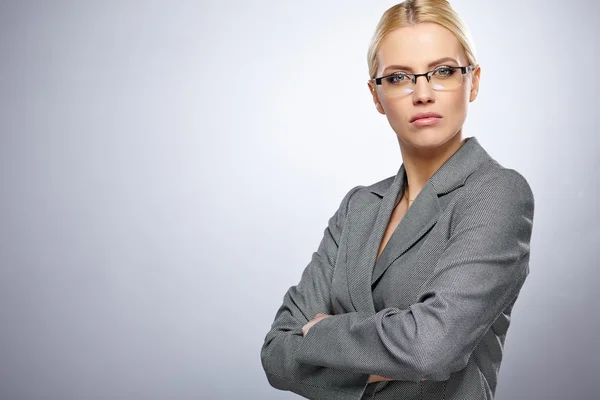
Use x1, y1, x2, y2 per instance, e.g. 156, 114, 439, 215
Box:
260, 170, 534, 397
301, 313, 414, 383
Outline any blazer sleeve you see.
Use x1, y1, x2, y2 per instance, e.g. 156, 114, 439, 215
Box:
260, 185, 372, 400
294, 169, 535, 382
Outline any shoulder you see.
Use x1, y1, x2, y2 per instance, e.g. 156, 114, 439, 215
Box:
464, 160, 534, 206
456, 160, 535, 229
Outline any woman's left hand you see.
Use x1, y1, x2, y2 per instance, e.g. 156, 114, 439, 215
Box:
302, 313, 331, 336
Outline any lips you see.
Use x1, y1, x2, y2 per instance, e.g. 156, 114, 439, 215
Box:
410, 112, 442, 123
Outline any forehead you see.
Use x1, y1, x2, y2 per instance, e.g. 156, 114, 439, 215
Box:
377, 22, 466, 72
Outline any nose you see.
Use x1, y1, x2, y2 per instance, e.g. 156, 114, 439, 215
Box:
412, 74, 435, 105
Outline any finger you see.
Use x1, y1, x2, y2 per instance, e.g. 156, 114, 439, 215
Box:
302, 320, 316, 336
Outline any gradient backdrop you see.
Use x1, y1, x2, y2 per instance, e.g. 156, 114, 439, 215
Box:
0, 1, 598, 399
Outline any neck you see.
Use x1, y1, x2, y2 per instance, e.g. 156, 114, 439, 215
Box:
399, 132, 466, 199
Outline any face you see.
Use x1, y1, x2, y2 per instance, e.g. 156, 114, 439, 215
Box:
368, 22, 480, 150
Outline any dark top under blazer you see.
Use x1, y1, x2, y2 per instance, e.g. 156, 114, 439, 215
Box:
260, 136, 535, 400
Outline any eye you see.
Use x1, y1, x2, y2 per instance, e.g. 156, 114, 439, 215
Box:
385, 73, 410, 85
433, 66, 456, 77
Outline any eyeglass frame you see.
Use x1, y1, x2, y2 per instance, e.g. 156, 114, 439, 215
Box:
371, 65, 475, 94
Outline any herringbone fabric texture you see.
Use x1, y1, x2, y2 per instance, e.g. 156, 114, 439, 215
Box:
261, 137, 535, 399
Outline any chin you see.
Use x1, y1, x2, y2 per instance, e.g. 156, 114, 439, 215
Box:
400, 128, 458, 149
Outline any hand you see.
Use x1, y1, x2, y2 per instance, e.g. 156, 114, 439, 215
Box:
301, 313, 331, 336
367, 374, 394, 383
367, 375, 428, 383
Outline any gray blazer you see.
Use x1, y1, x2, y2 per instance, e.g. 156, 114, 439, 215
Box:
260, 136, 535, 400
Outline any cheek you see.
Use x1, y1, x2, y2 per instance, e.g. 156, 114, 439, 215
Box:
443, 90, 470, 124
381, 98, 411, 122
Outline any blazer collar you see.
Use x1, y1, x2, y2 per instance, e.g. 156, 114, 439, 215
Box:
344, 136, 493, 313
369, 136, 492, 198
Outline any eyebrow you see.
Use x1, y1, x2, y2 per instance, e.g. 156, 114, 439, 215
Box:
382, 57, 459, 74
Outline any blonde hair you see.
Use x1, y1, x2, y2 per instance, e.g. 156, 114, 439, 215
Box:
367, 0, 477, 79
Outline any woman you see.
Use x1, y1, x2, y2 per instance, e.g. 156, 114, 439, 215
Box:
260, 1, 534, 399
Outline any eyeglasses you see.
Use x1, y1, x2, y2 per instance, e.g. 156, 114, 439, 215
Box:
371, 65, 474, 97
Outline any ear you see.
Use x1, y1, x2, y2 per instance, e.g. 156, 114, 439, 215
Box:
469, 65, 481, 102
368, 81, 385, 114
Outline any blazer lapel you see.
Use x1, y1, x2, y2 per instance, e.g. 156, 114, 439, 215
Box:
344, 136, 493, 312
345, 165, 405, 314
371, 182, 441, 285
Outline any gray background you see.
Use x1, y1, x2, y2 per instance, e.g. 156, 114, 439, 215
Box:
0, 1, 598, 399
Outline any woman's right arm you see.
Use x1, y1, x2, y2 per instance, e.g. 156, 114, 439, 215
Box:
260, 185, 372, 400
